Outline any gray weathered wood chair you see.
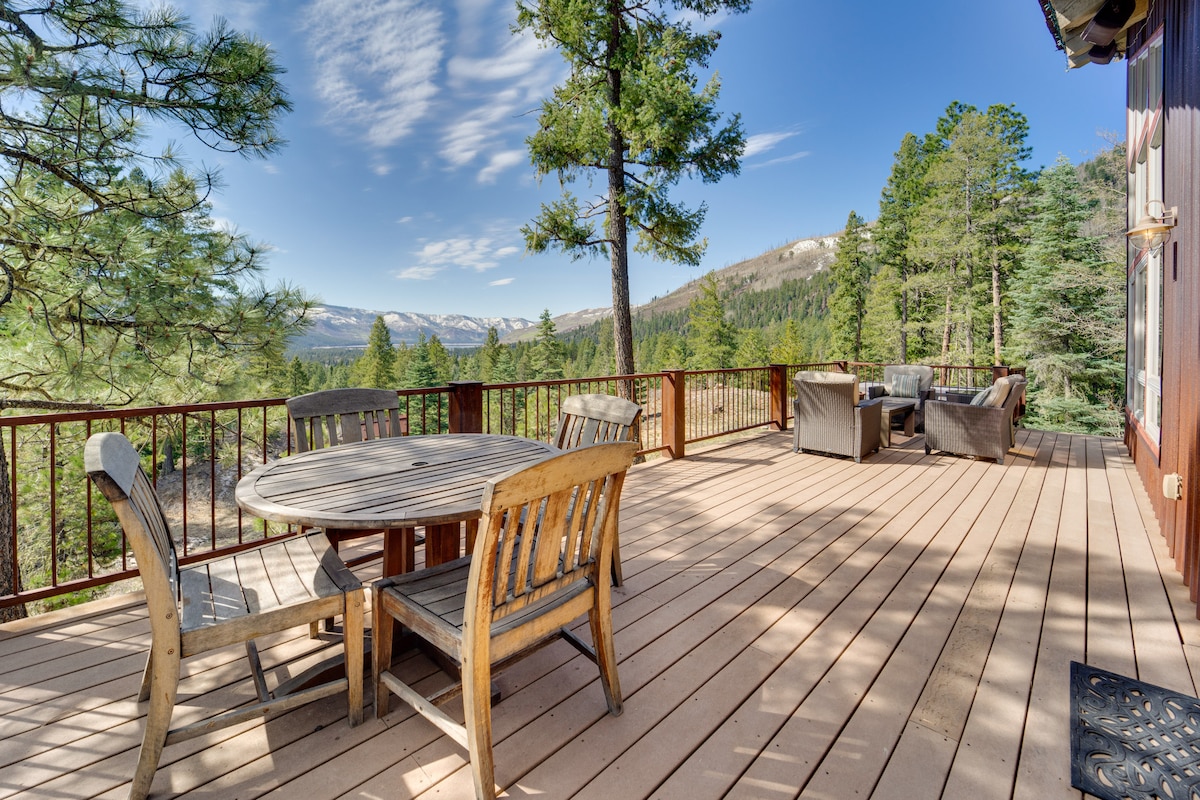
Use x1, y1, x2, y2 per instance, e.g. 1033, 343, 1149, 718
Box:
373, 441, 637, 800
286, 388, 415, 575
554, 392, 641, 450
553, 393, 641, 584
85, 432, 364, 800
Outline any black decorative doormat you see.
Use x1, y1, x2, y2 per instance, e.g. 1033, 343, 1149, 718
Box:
1071, 660, 1200, 800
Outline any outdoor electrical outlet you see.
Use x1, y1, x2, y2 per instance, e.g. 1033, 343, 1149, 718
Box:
1163, 473, 1184, 501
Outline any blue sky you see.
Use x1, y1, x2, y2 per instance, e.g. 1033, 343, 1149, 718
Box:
172, 0, 1125, 322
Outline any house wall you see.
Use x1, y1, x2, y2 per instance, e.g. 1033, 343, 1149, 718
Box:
1126, 0, 1200, 612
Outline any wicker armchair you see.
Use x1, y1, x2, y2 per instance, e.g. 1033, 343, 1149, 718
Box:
924, 375, 1027, 465
792, 371, 882, 462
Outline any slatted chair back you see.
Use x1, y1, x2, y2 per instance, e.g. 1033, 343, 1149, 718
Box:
287, 388, 408, 453
372, 441, 637, 800
472, 441, 634, 643
554, 393, 641, 450
86, 432, 181, 645
287, 388, 414, 574
550, 393, 640, 586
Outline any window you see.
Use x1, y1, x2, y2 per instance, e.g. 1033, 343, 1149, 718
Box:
1128, 33, 1164, 443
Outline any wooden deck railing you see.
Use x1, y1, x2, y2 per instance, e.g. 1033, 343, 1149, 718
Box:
0, 361, 1017, 614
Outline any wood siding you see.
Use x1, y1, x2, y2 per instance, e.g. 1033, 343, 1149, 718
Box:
1126, 0, 1200, 614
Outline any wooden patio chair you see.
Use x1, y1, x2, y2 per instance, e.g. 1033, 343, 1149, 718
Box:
286, 388, 416, 574
553, 393, 641, 585
373, 441, 638, 800
85, 432, 364, 800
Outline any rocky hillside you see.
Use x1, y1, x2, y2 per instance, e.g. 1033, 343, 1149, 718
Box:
503, 232, 841, 342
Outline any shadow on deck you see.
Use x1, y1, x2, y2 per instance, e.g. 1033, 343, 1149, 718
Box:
2, 428, 1196, 799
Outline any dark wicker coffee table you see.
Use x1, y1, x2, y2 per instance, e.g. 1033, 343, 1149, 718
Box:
879, 397, 918, 447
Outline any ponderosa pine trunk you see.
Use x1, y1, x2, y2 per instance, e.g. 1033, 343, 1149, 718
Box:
992, 257, 1003, 364
606, 1, 634, 395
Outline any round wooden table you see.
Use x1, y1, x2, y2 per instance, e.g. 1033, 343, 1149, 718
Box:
235, 434, 559, 576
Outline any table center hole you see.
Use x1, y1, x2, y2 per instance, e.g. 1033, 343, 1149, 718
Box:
411, 461, 429, 466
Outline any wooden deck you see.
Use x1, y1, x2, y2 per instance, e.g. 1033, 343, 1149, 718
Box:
3, 427, 1198, 799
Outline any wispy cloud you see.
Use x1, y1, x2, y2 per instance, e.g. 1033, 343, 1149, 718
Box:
489, 277, 515, 286
478, 150, 526, 184
396, 265, 442, 280
436, 10, 561, 180
405, 235, 520, 275
744, 131, 800, 159
302, 0, 445, 149
750, 151, 811, 169
209, 216, 239, 234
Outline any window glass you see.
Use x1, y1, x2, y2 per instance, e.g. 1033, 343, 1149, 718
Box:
1127, 33, 1164, 444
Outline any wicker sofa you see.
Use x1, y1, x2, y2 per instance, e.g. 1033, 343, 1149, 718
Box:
793, 371, 882, 462
923, 375, 1027, 465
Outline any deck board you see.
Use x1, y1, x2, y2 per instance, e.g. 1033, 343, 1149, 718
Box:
3, 428, 1199, 799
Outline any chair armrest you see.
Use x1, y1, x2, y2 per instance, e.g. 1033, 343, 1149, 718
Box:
855, 398, 882, 450
865, 383, 887, 400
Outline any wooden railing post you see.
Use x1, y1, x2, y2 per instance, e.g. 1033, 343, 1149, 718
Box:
769, 364, 789, 431
448, 381, 484, 433
991, 365, 1010, 383
663, 369, 686, 459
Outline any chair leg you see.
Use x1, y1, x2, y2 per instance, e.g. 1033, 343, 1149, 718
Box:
589, 588, 623, 716
318, 532, 345, 637
137, 646, 154, 702
343, 587, 365, 726
373, 584, 396, 719
129, 648, 180, 800
610, 533, 624, 587
462, 652, 497, 800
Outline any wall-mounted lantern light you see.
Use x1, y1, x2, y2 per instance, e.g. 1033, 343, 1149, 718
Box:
1127, 200, 1178, 254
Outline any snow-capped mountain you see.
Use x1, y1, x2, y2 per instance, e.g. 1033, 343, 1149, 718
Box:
292, 305, 536, 349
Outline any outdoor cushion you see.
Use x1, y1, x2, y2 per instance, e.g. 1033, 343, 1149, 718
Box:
883, 365, 936, 395
795, 370, 858, 401
970, 386, 996, 407
985, 377, 1013, 408
890, 373, 921, 398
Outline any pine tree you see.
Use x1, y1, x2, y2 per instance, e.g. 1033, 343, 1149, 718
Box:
873, 133, 929, 362
404, 333, 438, 388
478, 327, 502, 382
909, 103, 1031, 366
828, 211, 872, 361
426, 335, 454, 385
0, 4, 297, 412
735, 330, 770, 368
1008, 155, 1124, 434
687, 272, 737, 369
531, 309, 565, 380
978, 104, 1033, 364
517, 0, 750, 380
286, 357, 310, 397
770, 319, 807, 365
354, 316, 397, 388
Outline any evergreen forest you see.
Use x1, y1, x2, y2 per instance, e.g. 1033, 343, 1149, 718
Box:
287, 103, 1126, 438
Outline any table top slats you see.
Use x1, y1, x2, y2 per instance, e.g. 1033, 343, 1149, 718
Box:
236, 435, 559, 530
